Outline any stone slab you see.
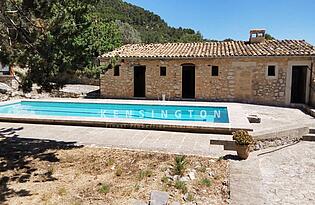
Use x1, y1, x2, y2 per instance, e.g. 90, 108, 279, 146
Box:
150, 191, 169, 205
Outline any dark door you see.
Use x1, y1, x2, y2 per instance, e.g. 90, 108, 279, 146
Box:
182, 65, 195, 98
291, 66, 307, 103
134, 66, 146, 97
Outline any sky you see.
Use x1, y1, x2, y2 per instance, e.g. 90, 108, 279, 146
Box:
124, 0, 315, 44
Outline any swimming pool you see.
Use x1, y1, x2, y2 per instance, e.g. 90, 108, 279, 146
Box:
0, 101, 229, 123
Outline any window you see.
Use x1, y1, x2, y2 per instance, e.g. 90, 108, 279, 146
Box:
211, 66, 219, 76
160, 66, 166, 76
267, 65, 276, 76
114, 65, 120, 76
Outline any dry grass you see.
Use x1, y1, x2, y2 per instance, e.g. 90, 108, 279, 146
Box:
1, 147, 229, 205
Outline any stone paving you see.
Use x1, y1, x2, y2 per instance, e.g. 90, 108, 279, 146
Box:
0, 122, 233, 157
230, 141, 315, 205
240, 104, 315, 135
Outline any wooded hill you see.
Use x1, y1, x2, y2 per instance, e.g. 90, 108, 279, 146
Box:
97, 0, 204, 44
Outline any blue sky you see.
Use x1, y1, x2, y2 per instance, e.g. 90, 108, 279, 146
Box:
124, 0, 315, 44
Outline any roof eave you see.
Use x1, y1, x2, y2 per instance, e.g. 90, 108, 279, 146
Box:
99, 54, 315, 62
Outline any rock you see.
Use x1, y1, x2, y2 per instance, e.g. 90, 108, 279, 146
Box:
207, 171, 215, 177
188, 171, 196, 180
179, 176, 190, 182
171, 175, 180, 181
11, 91, 20, 97
150, 191, 169, 205
0, 83, 12, 94
222, 179, 228, 186
24, 93, 32, 98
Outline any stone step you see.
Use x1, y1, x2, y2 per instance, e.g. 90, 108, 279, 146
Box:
302, 133, 315, 141
308, 128, 315, 134
210, 139, 236, 151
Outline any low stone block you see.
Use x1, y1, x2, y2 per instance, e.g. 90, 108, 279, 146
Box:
150, 190, 169, 205
247, 115, 261, 123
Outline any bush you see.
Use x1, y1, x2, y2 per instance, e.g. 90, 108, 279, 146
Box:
174, 180, 188, 194
232, 130, 254, 145
138, 169, 153, 181
99, 183, 110, 194
200, 178, 212, 187
172, 155, 187, 176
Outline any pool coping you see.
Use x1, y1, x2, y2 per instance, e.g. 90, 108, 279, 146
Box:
0, 99, 253, 134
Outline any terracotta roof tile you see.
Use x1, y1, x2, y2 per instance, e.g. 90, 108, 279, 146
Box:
101, 40, 315, 59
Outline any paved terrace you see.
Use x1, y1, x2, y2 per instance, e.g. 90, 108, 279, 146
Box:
0, 122, 234, 157
230, 141, 315, 204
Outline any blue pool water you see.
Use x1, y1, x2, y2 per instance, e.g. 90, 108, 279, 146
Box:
0, 101, 229, 123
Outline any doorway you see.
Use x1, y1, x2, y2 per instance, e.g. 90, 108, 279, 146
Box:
182, 65, 195, 99
291, 66, 307, 103
134, 66, 146, 97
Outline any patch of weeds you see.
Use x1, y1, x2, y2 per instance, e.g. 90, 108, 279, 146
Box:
161, 176, 169, 184
200, 178, 212, 187
138, 169, 153, 181
197, 165, 207, 173
99, 183, 110, 194
106, 158, 115, 166
174, 180, 188, 194
186, 192, 195, 202
58, 187, 67, 196
217, 156, 224, 161
172, 155, 187, 176
133, 183, 140, 191
115, 166, 123, 177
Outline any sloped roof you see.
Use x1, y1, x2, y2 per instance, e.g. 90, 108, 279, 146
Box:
100, 40, 315, 59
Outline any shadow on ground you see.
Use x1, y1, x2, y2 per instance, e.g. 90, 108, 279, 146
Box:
84, 89, 100, 99
0, 127, 81, 203
222, 154, 242, 161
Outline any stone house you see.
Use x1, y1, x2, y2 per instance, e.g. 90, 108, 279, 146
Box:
99, 30, 315, 106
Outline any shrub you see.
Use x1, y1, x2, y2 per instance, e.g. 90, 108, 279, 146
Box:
99, 183, 110, 194
200, 178, 212, 187
174, 180, 188, 194
57, 187, 67, 196
138, 169, 153, 181
172, 155, 187, 176
232, 130, 254, 145
186, 192, 195, 202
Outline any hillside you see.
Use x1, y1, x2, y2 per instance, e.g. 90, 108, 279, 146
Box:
97, 0, 204, 44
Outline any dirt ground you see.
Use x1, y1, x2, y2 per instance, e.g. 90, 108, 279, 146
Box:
0, 135, 229, 205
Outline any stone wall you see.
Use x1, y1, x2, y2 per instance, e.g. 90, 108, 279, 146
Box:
100, 57, 313, 105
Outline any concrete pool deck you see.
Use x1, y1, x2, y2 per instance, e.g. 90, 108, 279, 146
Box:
0, 99, 252, 134
0, 122, 234, 157
0, 101, 314, 157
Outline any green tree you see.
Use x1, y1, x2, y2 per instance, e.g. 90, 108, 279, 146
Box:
115, 20, 142, 44
0, 0, 121, 91
179, 31, 204, 43
265, 33, 275, 40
